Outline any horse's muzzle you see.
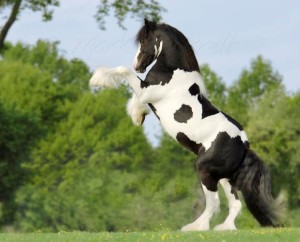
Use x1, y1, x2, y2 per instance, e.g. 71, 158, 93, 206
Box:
134, 65, 146, 73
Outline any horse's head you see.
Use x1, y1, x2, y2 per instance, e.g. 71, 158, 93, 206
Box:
133, 19, 200, 74
133, 19, 163, 73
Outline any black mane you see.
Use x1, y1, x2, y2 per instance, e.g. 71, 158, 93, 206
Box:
136, 21, 199, 72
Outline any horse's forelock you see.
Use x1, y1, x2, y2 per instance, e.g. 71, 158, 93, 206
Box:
135, 20, 157, 44
135, 21, 199, 71
135, 26, 147, 45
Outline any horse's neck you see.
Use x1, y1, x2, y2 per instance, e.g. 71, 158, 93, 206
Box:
145, 62, 207, 98
156, 48, 199, 73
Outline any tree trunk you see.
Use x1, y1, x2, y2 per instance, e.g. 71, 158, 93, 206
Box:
0, 0, 22, 52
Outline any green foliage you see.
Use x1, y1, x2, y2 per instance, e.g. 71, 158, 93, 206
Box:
23, 0, 60, 21
15, 88, 155, 231
0, 103, 40, 224
3, 41, 91, 90
200, 64, 226, 109
246, 88, 300, 207
95, 0, 166, 30
0, 0, 60, 52
226, 55, 282, 125
0, 40, 91, 226
0, 0, 60, 21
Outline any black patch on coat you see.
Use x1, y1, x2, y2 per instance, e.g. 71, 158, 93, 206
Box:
140, 114, 146, 125
148, 103, 160, 120
140, 80, 149, 88
228, 181, 240, 200
195, 132, 246, 181
174, 104, 193, 123
189, 83, 200, 96
244, 140, 250, 148
176, 132, 203, 155
140, 67, 175, 88
232, 149, 283, 227
137, 76, 149, 88
197, 95, 219, 119
221, 112, 244, 131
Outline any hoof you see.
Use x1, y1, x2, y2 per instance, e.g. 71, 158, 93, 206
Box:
180, 223, 209, 232
213, 223, 237, 231
131, 112, 146, 126
126, 94, 150, 126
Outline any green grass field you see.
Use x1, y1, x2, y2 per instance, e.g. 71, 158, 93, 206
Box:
0, 228, 299, 242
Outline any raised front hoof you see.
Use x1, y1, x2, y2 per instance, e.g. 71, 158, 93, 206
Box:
213, 223, 237, 231
131, 112, 146, 126
180, 223, 209, 232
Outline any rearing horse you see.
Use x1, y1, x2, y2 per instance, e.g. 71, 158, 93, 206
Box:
90, 19, 285, 231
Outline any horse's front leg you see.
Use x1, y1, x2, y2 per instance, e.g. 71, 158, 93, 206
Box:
89, 66, 126, 89
90, 66, 152, 125
90, 66, 162, 103
127, 93, 150, 126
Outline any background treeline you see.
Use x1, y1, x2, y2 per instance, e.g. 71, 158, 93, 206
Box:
0, 41, 299, 232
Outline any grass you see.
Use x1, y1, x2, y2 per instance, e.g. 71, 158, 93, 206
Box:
0, 228, 299, 242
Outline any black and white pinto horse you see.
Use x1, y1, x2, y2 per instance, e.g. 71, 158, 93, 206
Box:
90, 19, 285, 231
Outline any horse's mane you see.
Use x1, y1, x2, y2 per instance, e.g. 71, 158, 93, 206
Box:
136, 22, 199, 71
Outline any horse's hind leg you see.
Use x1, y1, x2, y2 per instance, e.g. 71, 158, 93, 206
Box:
181, 172, 220, 231
214, 178, 242, 231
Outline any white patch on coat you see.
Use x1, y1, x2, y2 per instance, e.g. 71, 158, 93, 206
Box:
133, 43, 141, 70
154, 41, 163, 58
240, 130, 248, 142
127, 94, 150, 126
89, 66, 126, 88
214, 179, 242, 231
181, 184, 220, 231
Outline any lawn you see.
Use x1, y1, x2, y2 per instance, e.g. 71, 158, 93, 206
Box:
0, 228, 299, 242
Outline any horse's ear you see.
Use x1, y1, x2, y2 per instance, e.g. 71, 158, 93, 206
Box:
144, 18, 156, 31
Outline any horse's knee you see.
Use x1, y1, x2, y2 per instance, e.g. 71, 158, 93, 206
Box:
126, 94, 150, 126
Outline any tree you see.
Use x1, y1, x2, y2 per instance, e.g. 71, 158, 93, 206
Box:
200, 64, 227, 109
0, 40, 91, 226
246, 87, 300, 208
226, 56, 282, 125
15, 88, 154, 231
0, 103, 41, 225
0, 0, 59, 51
0, 0, 165, 51
95, 0, 165, 30
3, 41, 91, 90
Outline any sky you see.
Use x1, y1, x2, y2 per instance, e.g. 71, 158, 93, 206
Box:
2, 0, 300, 145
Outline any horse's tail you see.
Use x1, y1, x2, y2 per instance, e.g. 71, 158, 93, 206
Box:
232, 149, 286, 227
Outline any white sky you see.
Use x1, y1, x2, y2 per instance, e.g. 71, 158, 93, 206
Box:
2, 0, 299, 145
